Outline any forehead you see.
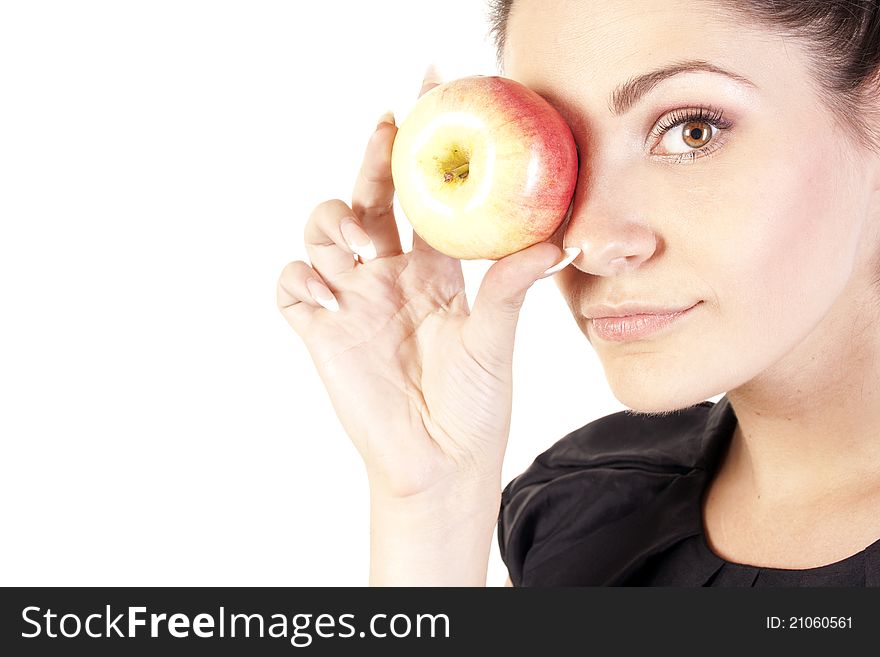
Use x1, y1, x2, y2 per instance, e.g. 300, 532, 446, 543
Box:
503, 0, 795, 113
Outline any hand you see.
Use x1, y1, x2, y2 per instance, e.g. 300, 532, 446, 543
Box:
277, 68, 578, 500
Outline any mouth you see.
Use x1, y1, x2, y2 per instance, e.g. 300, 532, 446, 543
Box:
589, 301, 702, 343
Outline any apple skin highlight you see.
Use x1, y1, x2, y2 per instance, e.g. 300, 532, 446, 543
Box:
391, 76, 579, 260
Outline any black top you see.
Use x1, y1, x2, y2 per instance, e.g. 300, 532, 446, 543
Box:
497, 395, 880, 586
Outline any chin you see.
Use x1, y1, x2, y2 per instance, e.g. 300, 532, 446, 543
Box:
604, 369, 718, 417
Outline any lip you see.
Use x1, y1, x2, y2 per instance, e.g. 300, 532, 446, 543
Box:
589, 302, 702, 342
586, 301, 699, 318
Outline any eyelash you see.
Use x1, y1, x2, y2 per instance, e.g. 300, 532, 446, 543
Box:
648, 105, 733, 163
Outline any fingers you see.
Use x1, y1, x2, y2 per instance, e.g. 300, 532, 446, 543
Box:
462, 243, 581, 367
413, 64, 461, 271
286, 194, 388, 328
349, 66, 444, 260
304, 199, 377, 284
350, 113, 402, 258
409, 228, 468, 289
276, 259, 340, 334
418, 63, 442, 98
280, 67, 453, 336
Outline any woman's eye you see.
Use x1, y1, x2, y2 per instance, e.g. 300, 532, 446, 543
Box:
657, 121, 716, 155
649, 107, 732, 162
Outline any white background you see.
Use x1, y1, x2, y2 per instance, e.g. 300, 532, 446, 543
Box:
0, 1, 709, 586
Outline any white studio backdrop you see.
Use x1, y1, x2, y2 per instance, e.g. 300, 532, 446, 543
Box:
0, 1, 704, 586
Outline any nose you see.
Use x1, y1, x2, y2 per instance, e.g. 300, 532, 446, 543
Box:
563, 162, 659, 276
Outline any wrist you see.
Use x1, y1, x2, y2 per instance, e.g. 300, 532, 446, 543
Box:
370, 482, 501, 527
368, 478, 502, 587
368, 472, 502, 519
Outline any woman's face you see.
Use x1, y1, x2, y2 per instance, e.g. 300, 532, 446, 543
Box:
505, 0, 880, 413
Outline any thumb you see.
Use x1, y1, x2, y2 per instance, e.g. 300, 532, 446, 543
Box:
463, 244, 581, 364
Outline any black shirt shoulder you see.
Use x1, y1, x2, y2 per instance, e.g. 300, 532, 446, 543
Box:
498, 398, 734, 586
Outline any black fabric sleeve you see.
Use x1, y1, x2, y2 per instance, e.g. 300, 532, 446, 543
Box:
496, 403, 717, 586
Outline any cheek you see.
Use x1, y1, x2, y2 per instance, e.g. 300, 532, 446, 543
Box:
703, 141, 861, 327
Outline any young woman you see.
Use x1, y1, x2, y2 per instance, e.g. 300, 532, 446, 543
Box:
277, 0, 880, 586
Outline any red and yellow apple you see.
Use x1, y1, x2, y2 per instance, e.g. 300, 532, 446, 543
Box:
390, 75, 579, 260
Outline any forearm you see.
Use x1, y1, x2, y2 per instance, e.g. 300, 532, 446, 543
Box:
368, 483, 502, 586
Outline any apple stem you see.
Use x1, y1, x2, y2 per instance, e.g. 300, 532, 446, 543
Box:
443, 162, 469, 182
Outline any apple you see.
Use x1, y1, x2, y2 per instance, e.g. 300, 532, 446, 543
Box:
390, 75, 579, 260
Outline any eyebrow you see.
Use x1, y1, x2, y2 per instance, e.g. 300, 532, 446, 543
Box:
609, 59, 757, 116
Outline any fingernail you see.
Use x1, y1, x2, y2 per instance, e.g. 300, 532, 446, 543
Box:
306, 278, 339, 312
422, 63, 443, 86
376, 111, 395, 129
539, 247, 581, 278
340, 218, 377, 261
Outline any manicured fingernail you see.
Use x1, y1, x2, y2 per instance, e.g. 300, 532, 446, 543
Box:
422, 63, 443, 86
539, 247, 581, 278
376, 111, 395, 128
306, 278, 339, 312
340, 218, 377, 261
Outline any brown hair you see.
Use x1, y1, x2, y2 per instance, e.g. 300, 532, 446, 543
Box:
487, 0, 880, 152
